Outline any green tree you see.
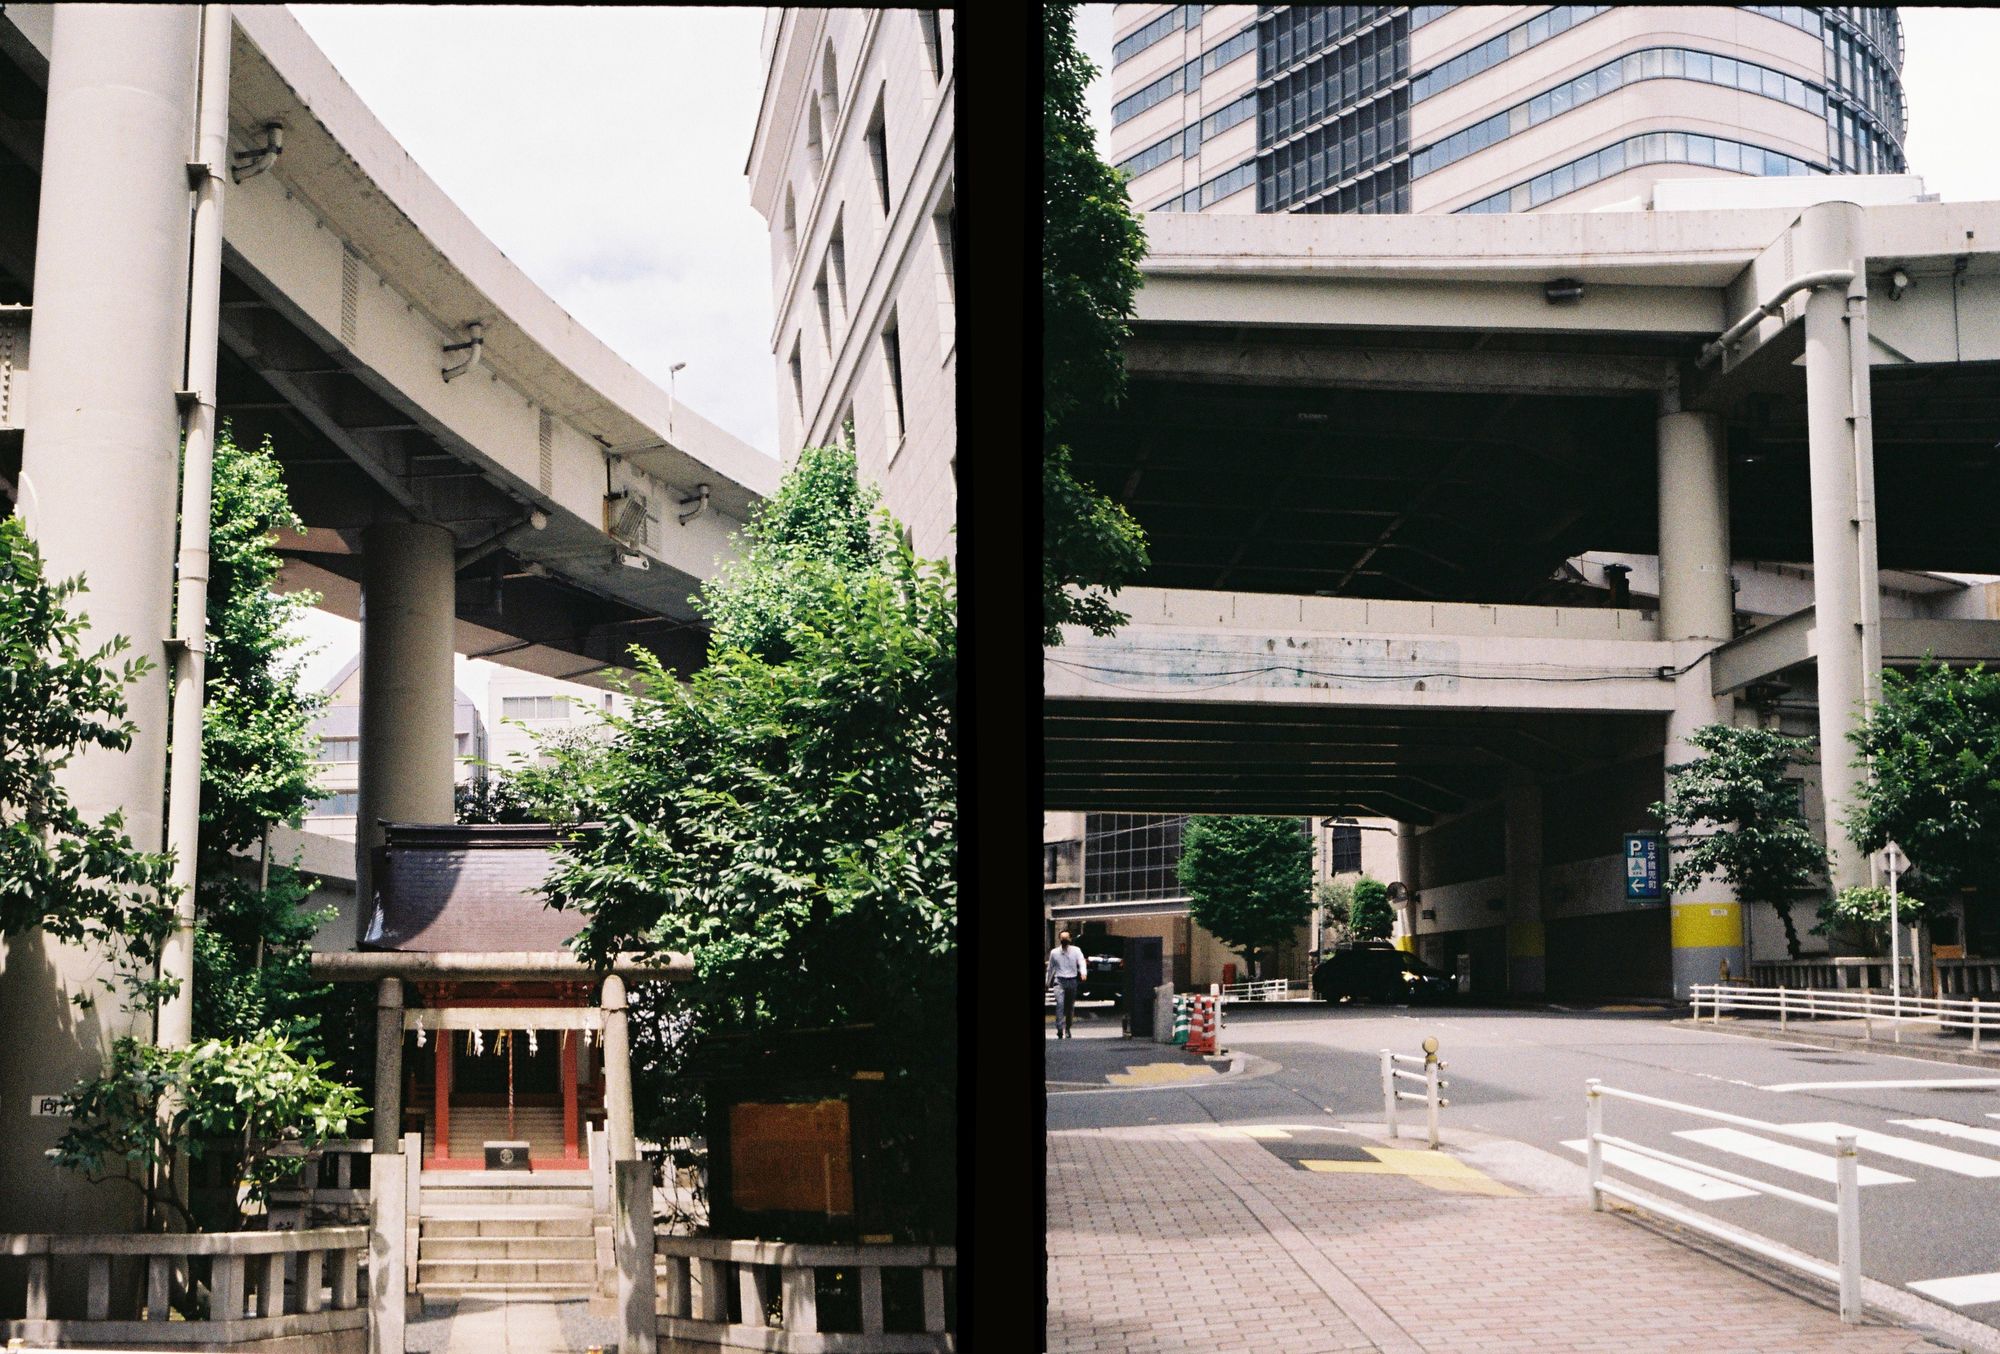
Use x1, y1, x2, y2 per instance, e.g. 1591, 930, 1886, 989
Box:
181, 429, 355, 1082
1180, 815, 1314, 977
0, 516, 175, 996
1312, 877, 1354, 949
547, 443, 955, 1240
1043, 1, 1149, 644
1348, 876, 1394, 941
52, 1032, 365, 1235
1652, 724, 1826, 959
1848, 660, 2000, 917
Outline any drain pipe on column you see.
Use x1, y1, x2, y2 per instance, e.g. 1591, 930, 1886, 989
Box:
157, 3, 231, 1049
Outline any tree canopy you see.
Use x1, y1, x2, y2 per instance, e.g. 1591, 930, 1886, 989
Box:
543, 443, 955, 1239
1848, 659, 2000, 913
1652, 723, 1826, 958
1348, 876, 1394, 941
1180, 815, 1314, 974
1042, 1, 1150, 644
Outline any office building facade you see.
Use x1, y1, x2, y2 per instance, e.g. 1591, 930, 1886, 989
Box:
747, 9, 957, 560
1106, 5, 1906, 216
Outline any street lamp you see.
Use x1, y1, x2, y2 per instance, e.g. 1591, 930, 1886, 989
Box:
667, 361, 687, 440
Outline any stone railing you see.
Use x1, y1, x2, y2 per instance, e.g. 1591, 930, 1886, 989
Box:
656, 1236, 955, 1352
1752, 956, 2000, 997
0, 1225, 369, 1350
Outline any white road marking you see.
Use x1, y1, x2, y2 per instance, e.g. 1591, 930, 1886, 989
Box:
1909, 1272, 2000, 1308
1673, 1128, 1912, 1185
1890, 1118, 2000, 1150
1560, 1139, 1758, 1201
1781, 1121, 2000, 1177
1759, 1077, 2000, 1092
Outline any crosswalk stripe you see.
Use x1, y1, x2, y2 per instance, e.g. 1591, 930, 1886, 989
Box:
1760, 1077, 2000, 1092
1780, 1121, 2000, 1178
1889, 1118, 2000, 1150
1673, 1128, 1911, 1186
1560, 1139, 1758, 1201
1909, 1272, 2000, 1308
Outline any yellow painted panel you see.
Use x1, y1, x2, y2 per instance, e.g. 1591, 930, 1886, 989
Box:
1506, 920, 1546, 959
1671, 900, 1742, 950
1104, 1062, 1218, 1086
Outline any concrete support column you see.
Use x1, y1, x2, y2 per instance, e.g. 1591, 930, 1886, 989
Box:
368, 1152, 405, 1354
1395, 822, 1421, 952
1667, 660, 1745, 997
372, 979, 404, 1155
1656, 406, 1734, 644
1799, 200, 1878, 894
615, 1158, 659, 1354
2, 3, 199, 1236
1503, 786, 1545, 997
355, 523, 457, 939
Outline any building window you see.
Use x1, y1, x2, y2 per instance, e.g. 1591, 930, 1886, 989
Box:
501, 695, 566, 721
828, 216, 848, 317
1328, 822, 1362, 875
788, 339, 805, 424
307, 791, 360, 818
917, 10, 944, 83
318, 737, 358, 762
865, 97, 890, 215
814, 264, 834, 353
1084, 813, 1186, 903
932, 187, 955, 358
881, 311, 906, 454
1457, 130, 1822, 214
781, 188, 797, 268
820, 40, 841, 125
806, 100, 825, 179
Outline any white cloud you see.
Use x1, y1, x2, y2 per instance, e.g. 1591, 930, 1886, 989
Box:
289, 5, 779, 457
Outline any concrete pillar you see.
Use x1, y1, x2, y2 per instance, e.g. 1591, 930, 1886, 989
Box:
0, 3, 199, 1236
1656, 406, 1734, 644
372, 979, 404, 1155
1395, 822, 1421, 953
355, 523, 457, 939
602, 974, 636, 1161
1799, 200, 1878, 894
1667, 662, 1745, 998
1656, 392, 1744, 998
1503, 785, 1545, 998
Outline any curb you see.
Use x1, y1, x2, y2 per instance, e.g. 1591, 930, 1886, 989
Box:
1679, 1017, 2000, 1070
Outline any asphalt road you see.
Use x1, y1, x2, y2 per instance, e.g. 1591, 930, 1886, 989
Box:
1048, 1001, 2000, 1329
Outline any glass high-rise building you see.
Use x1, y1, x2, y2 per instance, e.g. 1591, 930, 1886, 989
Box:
1105, 5, 1907, 215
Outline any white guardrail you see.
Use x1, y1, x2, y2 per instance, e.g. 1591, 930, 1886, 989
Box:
1691, 982, 1998, 1048
1219, 978, 1296, 1003
1584, 1079, 1863, 1323
1380, 1040, 1447, 1149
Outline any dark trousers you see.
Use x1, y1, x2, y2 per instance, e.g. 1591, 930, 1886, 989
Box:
1055, 976, 1081, 1036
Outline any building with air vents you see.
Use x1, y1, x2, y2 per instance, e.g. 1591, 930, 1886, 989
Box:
747, 9, 957, 560
1106, 5, 1907, 216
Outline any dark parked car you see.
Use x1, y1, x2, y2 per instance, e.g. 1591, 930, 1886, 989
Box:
1312, 941, 1454, 1004
1080, 952, 1125, 1005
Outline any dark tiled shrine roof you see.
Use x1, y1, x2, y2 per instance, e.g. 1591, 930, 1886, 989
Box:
363, 821, 585, 953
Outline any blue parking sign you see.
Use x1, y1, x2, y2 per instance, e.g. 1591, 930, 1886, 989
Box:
1624, 833, 1663, 901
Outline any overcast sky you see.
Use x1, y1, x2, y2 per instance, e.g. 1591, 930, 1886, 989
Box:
1076, 6, 2000, 204
284, 5, 776, 695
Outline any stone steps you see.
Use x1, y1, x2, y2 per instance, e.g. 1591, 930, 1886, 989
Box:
416, 1258, 597, 1284
416, 1280, 597, 1299
418, 1234, 593, 1260
418, 1205, 596, 1227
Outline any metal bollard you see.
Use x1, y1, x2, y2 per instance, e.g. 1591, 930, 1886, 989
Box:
1975, 998, 1984, 1054
1779, 986, 1788, 1029
1834, 1133, 1861, 1323
1380, 1048, 1398, 1140
1425, 1056, 1444, 1150
1585, 1079, 1604, 1212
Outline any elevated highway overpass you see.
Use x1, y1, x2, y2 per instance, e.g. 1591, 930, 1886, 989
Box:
0, 5, 773, 1233
1050, 187, 2000, 1010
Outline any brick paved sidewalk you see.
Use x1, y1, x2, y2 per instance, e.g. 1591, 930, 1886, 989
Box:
1048, 1122, 1965, 1354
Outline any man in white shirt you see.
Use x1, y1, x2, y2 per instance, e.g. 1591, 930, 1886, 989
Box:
1047, 931, 1088, 1038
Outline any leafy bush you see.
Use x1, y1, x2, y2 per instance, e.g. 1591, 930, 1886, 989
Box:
1348, 877, 1395, 941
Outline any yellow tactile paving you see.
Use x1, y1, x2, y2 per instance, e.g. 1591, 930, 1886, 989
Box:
1299, 1145, 1519, 1196
1104, 1061, 1221, 1086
